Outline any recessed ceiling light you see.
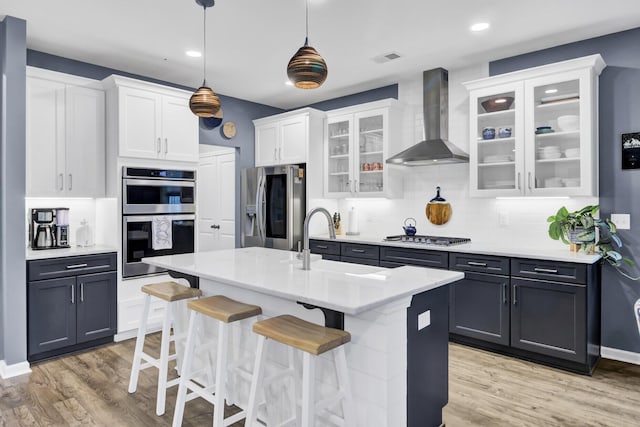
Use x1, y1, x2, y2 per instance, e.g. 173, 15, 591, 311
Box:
470, 22, 490, 32
494, 98, 507, 104
285, 80, 294, 86
545, 88, 558, 94
186, 50, 202, 58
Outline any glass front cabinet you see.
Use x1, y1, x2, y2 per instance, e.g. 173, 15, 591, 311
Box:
464, 55, 605, 197
324, 99, 403, 198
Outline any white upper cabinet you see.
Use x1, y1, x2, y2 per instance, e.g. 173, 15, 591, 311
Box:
103, 75, 198, 162
464, 55, 605, 197
26, 68, 105, 197
324, 99, 403, 198
253, 108, 324, 167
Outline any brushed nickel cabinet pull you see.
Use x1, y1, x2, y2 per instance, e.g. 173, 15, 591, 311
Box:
512, 284, 517, 305
534, 267, 559, 274
274, 147, 278, 160
71, 284, 75, 304
278, 147, 282, 160
467, 261, 487, 267
517, 172, 521, 190
68, 174, 73, 191
351, 249, 366, 253
80, 283, 84, 302
502, 283, 507, 304
165, 138, 168, 154
316, 245, 328, 249
157, 137, 161, 153
59, 173, 64, 191
66, 263, 88, 269
528, 172, 532, 190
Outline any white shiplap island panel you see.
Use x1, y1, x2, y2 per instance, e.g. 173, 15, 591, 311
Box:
143, 247, 462, 427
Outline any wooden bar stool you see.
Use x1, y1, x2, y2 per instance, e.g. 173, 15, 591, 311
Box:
245, 315, 355, 427
172, 295, 262, 427
128, 281, 202, 416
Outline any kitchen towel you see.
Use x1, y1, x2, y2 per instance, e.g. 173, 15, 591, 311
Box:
152, 216, 173, 250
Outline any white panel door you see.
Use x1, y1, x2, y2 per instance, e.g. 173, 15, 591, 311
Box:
197, 151, 236, 252
162, 94, 199, 162
26, 77, 66, 196
279, 115, 307, 165
119, 87, 161, 159
65, 86, 105, 197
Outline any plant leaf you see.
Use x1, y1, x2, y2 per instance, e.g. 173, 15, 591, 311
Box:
606, 219, 617, 233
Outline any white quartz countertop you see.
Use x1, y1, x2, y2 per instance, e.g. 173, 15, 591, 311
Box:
311, 234, 602, 264
143, 247, 464, 315
26, 245, 118, 260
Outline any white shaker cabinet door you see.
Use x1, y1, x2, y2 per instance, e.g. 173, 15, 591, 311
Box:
26, 77, 66, 196
118, 87, 162, 159
278, 115, 307, 165
65, 86, 106, 197
162, 94, 199, 162
255, 122, 279, 166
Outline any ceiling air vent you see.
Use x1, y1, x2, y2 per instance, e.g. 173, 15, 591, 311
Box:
373, 52, 402, 64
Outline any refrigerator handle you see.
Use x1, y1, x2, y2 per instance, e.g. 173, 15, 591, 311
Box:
258, 173, 267, 245
255, 173, 263, 242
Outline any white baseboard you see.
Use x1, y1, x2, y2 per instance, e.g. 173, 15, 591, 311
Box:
601, 346, 640, 365
0, 360, 32, 379
114, 324, 162, 342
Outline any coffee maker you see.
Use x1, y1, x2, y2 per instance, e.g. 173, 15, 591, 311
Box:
30, 208, 71, 249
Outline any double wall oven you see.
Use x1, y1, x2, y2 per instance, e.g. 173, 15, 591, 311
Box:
122, 167, 196, 278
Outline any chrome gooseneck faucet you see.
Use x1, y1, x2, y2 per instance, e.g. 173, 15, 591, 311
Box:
302, 207, 336, 270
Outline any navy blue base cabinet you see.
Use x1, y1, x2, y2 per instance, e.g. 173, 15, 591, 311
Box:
27, 253, 117, 362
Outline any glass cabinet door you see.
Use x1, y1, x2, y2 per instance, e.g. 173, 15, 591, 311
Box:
525, 71, 587, 195
470, 83, 524, 196
326, 116, 352, 195
355, 110, 386, 195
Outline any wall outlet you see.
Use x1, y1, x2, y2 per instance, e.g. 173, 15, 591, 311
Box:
611, 213, 631, 230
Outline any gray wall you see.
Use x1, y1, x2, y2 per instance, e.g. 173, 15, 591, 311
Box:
490, 27, 640, 354
0, 16, 27, 365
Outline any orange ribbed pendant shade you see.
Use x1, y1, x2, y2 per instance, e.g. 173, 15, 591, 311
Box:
287, 40, 328, 89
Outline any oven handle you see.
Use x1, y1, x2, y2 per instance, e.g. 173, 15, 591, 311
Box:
123, 214, 196, 223
123, 178, 195, 188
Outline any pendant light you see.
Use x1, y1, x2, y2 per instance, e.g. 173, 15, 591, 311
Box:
286, 0, 328, 89
189, 0, 221, 117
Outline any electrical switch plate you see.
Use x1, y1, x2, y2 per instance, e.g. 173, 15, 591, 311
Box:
418, 310, 431, 331
611, 214, 631, 230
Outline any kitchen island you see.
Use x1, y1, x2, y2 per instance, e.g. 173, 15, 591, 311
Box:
144, 247, 464, 427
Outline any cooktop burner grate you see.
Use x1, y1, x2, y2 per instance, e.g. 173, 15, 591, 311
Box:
384, 235, 471, 246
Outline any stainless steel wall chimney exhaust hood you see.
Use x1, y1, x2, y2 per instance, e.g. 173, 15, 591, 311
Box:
386, 68, 469, 166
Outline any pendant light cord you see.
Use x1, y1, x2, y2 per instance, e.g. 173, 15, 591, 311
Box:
304, 0, 309, 46
202, 5, 207, 86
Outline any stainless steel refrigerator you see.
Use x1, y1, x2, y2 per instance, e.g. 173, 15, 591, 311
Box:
241, 164, 306, 250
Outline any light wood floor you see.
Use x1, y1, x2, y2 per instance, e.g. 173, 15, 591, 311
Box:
1, 337, 639, 426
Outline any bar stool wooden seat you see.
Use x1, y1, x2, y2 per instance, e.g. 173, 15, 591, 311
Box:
128, 281, 202, 416
172, 295, 262, 427
246, 315, 355, 427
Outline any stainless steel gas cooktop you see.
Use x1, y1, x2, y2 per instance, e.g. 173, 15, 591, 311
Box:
384, 235, 471, 246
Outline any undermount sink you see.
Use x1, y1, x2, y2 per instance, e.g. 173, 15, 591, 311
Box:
279, 253, 321, 264
295, 259, 388, 278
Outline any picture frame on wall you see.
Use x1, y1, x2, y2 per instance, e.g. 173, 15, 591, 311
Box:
622, 132, 640, 169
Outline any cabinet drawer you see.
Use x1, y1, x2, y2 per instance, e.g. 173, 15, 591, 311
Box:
340, 256, 379, 267
450, 253, 509, 275
309, 239, 340, 256
511, 258, 586, 284
28, 252, 117, 281
380, 246, 448, 269
340, 243, 379, 260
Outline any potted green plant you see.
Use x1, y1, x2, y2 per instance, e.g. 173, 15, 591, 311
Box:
547, 204, 634, 268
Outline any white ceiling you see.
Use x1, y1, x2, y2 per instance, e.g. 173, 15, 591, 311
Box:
2, 0, 640, 109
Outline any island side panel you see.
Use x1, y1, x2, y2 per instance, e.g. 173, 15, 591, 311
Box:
190, 277, 414, 427
407, 284, 450, 427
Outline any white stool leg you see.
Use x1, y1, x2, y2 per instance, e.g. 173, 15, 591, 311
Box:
213, 321, 229, 427
301, 352, 316, 427
246, 335, 267, 427
172, 310, 198, 427
157, 300, 174, 416
334, 347, 355, 427
286, 347, 300, 426
128, 293, 151, 393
